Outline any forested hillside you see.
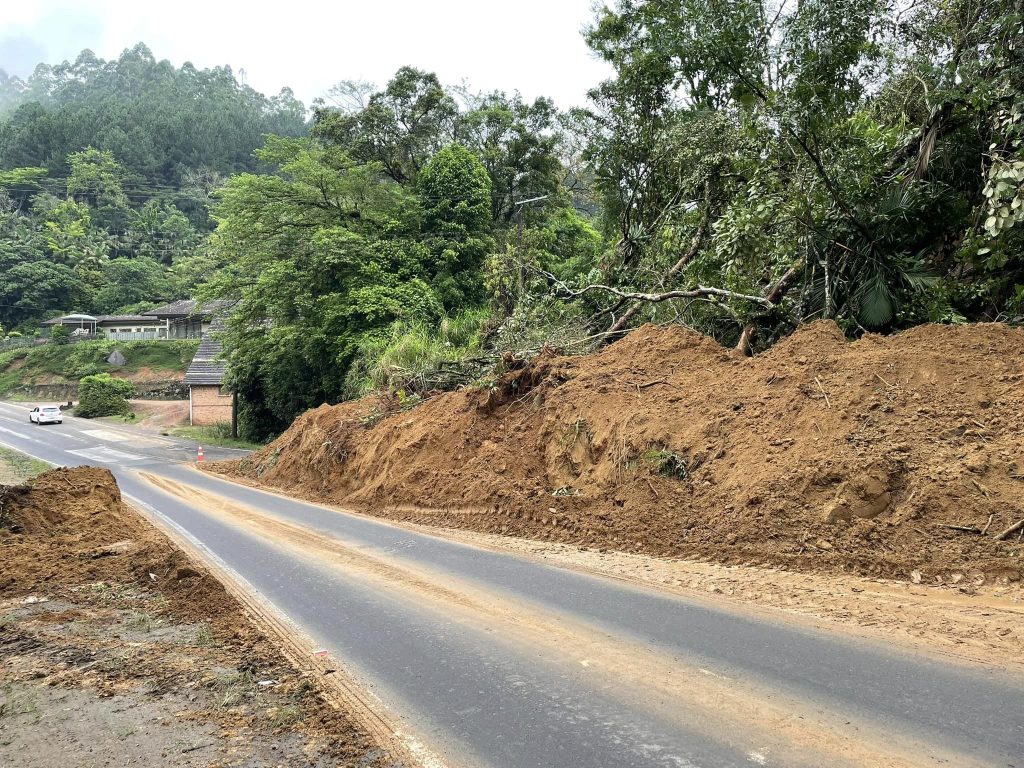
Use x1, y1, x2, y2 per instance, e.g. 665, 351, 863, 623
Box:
0, 44, 307, 332
2, 0, 1022, 444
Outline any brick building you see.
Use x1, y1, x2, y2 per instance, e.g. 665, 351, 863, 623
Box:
183, 334, 234, 427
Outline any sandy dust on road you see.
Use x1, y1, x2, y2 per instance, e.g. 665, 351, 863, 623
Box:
207, 465, 1024, 672
414, 525, 1024, 671
143, 470, 1003, 768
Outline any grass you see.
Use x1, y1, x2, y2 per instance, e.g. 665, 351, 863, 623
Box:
0, 340, 198, 396
193, 624, 216, 647
163, 423, 263, 451
0, 684, 40, 722
267, 704, 302, 729
207, 670, 256, 709
642, 448, 689, 480
123, 612, 156, 633
0, 445, 51, 485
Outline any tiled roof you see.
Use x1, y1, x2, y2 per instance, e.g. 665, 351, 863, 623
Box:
143, 299, 234, 318
95, 315, 161, 324
184, 333, 227, 386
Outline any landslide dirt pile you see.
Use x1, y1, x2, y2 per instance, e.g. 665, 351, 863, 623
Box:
0, 466, 230, 616
0, 466, 388, 765
222, 321, 1024, 583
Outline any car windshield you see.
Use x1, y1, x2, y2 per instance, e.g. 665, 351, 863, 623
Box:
42, 407, 60, 413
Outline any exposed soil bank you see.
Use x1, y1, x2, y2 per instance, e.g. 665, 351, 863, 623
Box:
0, 466, 393, 767
219, 321, 1024, 584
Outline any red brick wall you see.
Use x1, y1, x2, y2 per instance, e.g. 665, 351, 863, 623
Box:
190, 385, 233, 426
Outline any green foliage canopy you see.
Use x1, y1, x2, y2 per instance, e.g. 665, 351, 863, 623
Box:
76, 372, 135, 418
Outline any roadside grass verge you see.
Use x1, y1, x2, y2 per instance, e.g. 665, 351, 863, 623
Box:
0, 445, 51, 485
163, 423, 263, 451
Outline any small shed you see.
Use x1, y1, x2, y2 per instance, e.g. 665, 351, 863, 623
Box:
183, 334, 234, 428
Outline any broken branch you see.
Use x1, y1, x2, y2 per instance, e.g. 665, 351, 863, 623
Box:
533, 267, 774, 309
814, 377, 831, 408
935, 524, 982, 534
994, 518, 1024, 541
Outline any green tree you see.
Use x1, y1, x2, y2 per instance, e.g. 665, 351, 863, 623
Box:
50, 324, 70, 345
314, 67, 457, 184
206, 136, 441, 439
0, 260, 87, 329
418, 143, 494, 309
578, 0, 1024, 349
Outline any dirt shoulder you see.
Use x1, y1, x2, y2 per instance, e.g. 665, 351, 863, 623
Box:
200, 467, 1024, 671
0, 464, 398, 767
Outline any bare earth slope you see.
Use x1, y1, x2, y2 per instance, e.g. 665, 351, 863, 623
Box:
221, 321, 1024, 584
0, 467, 390, 767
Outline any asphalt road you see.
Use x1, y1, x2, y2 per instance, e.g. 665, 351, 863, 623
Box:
1, 400, 1021, 768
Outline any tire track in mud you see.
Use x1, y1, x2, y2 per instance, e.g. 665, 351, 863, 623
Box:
139, 471, 990, 768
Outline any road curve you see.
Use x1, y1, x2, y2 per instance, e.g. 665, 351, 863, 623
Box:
0, 401, 1021, 767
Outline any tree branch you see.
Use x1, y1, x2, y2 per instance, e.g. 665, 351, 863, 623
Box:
604, 193, 713, 337
734, 259, 806, 356
534, 267, 775, 309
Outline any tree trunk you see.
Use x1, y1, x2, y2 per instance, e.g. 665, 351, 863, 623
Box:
734, 260, 805, 356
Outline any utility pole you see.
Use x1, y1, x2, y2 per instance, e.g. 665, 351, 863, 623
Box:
513, 195, 550, 300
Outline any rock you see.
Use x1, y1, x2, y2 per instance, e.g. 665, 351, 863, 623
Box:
89, 539, 135, 559
911, 570, 922, 584
106, 348, 127, 366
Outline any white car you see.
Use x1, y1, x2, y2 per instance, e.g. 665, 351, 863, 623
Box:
29, 405, 63, 425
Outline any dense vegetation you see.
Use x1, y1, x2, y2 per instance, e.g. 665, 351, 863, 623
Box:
0, 44, 306, 331
578, 0, 1024, 351
203, 70, 600, 439
75, 372, 135, 418
2, 0, 1022, 441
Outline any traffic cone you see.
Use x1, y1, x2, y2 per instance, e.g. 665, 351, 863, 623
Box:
197, 445, 205, 462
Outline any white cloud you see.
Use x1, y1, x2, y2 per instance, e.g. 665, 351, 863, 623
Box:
0, 0, 611, 108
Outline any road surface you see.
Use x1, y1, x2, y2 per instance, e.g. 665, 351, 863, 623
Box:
0, 400, 1021, 767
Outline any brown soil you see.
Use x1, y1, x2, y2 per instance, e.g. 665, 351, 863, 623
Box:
119, 365, 186, 383
127, 399, 190, 430
0, 467, 393, 766
217, 321, 1024, 584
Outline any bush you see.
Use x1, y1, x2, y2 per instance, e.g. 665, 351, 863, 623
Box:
50, 325, 70, 345
76, 373, 136, 418
345, 310, 490, 397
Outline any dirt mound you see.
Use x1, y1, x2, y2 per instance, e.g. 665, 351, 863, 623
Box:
1, 467, 123, 534
220, 321, 1024, 583
0, 467, 232, 620
0, 470, 389, 766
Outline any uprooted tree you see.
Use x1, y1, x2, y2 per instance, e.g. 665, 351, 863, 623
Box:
565, 0, 1024, 352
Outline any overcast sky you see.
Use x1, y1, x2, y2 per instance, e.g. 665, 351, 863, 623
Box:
0, 1, 612, 108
